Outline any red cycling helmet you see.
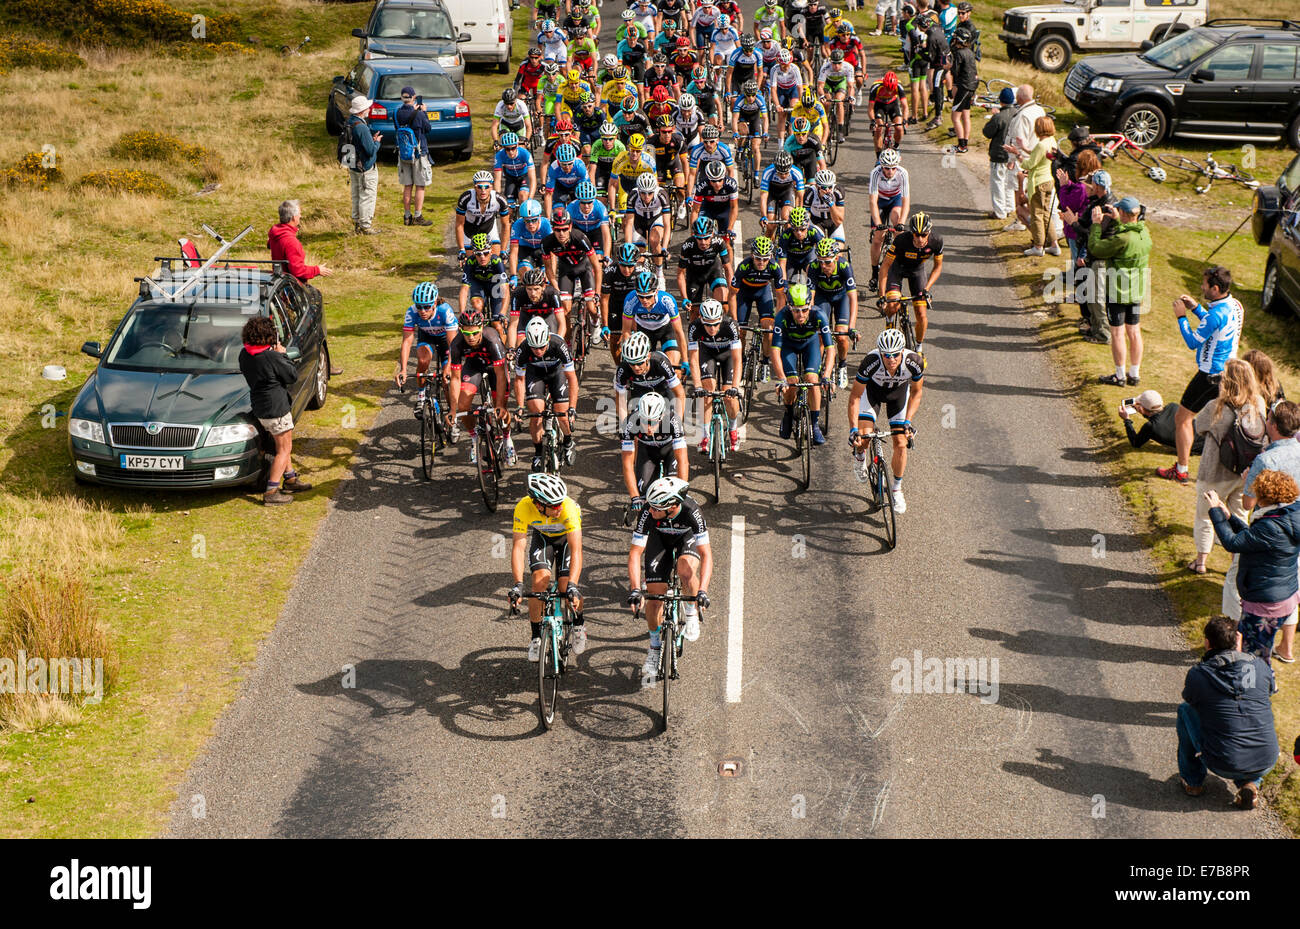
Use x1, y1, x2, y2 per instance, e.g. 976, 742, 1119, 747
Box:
554, 116, 574, 131
882, 71, 899, 92
675, 35, 690, 48
652, 85, 670, 103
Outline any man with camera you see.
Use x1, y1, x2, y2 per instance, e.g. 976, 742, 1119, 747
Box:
1086, 195, 1150, 387
1119, 389, 1204, 457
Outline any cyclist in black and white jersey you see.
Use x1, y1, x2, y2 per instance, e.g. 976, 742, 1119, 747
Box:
847, 328, 925, 514
620, 391, 689, 507
456, 171, 512, 252
687, 298, 742, 453
613, 329, 687, 428
674, 93, 704, 148
804, 168, 845, 241
514, 317, 580, 471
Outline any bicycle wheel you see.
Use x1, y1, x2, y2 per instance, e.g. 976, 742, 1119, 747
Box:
711, 414, 723, 503
538, 620, 558, 730
420, 398, 436, 480
739, 343, 758, 425
821, 379, 834, 440
744, 159, 755, 205
1122, 145, 1159, 171
572, 316, 588, 383
475, 429, 500, 512
878, 456, 897, 549
902, 312, 917, 352
867, 457, 883, 509
800, 402, 812, 490
827, 128, 839, 166
1157, 153, 1203, 176
659, 617, 672, 732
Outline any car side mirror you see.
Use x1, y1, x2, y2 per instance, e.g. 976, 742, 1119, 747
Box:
458, 32, 472, 43
81, 341, 102, 359
285, 346, 302, 361
1139, 40, 1153, 52
352, 28, 366, 38
1192, 68, 1214, 82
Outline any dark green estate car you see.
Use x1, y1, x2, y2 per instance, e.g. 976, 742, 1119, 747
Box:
68, 259, 332, 489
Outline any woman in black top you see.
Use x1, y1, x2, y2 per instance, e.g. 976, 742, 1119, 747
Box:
238, 316, 312, 505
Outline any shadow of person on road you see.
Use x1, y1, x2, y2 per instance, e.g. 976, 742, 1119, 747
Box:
1002, 746, 1233, 813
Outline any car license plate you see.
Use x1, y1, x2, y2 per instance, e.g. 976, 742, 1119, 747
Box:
430, 111, 441, 121
120, 455, 184, 470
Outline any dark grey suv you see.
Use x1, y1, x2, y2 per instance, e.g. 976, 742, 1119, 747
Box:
352, 0, 470, 91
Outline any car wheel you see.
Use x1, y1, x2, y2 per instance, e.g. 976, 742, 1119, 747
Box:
307, 343, 329, 410
498, 45, 511, 73
1287, 112, 1300, 151
1032, 34, 1071, 73
1118, 102, 1167, 148
1262, 258, 1285, 315
456, 138, 474, 161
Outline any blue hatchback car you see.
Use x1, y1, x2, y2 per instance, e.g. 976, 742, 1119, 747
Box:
326, 57, 473, 161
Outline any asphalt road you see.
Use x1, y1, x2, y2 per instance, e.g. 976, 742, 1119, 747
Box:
168, 7, 1284, 838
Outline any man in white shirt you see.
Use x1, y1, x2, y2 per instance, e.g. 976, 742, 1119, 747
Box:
1002, 84, 1057, 237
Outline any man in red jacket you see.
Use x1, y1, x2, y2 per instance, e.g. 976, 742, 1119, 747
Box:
269, 199, 342, 374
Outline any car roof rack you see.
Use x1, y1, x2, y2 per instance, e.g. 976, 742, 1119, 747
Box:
135, 224, 253, 303
1204, 18, 1300, 30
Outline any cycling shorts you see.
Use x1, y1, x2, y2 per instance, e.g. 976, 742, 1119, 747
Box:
858, 381, 911, 425
527, 529, 572, 576
814, 290, 851, 326
523, 367, 571, 403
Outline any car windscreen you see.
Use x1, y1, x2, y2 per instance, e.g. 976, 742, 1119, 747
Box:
373, 8, 456, 40
102, 304, 252, 374
1139, 28, 1219, 70
377, 72, 459, 100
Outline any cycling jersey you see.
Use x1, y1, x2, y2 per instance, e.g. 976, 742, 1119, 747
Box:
790, 100, 828, 132
510, 217, 552, 253
771, 306, 832, 350
614, 350, 681, 398
536, 29, 570, 61
856, 348, 925, 391
645, 67, 677, 97
886, 230, 943, 270
692, 176, 739, 223
727, 48, 762, 82
805, 184, 845, 231
630, 3, 658, 34
712, 26, 741, 56
688, 317, 742, 358
457, 190, 511, 233
449, 327, 507, 382
515, 60, 545, 94
402, 302, 459, 343
678, 237, 731, 277
868, 81, 902, 113
610, 148, 658, 191
770, 63, 803, 91
760, 164, 805, 201
674, 107, 703, 141
514, 332, 575, 380
1179, 296, 1244, 375
631, 493, 708, 548
652, 130, 688, 176
670, 48, 698, 79
494, 145, 535, 179
545, 160, 590, 195
732, 94, 768, 119
691, 6, 719, 28
809, 257, 855, 297
623, 290, 681, 332
621, 404, 686, 454
461, 254, 509, 288
625, 190, 672, 226
613, 110, 652, 144
757, 40, 782, 68
732, 256, 785, 291
775, 224, 824, 269
869, 164, 909, 200
571, 106, 607, 139
567, 200, 610, 241
684, 79, 719, 114
784, 135, 824, 176
513, 496, 582, 538
602, 77, 641, 112
755, 6, 786, 33
511, 285, 564, 323
494, 100, 531, 132
687, 141, 735, 171
541, 229, 596, 272
818, 61, 854, 87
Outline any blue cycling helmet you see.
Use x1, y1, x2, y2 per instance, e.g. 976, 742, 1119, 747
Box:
520, 199, 542, 219
617, 242, 639, 265
556, 144, 577, 163
501, 131, 520, 147
692, 215, 716, 238
576, 181, 597, 202
635, 269, 658, 294
412, 281, 438, 307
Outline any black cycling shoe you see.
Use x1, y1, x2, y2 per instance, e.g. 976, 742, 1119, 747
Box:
779, 406, 793, 439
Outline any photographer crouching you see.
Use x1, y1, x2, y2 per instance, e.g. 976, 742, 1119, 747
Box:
1119, 389, 1204, 459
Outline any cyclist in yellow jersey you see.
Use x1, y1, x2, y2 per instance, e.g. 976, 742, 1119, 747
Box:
559, 69, 595, 110
509, 472, 587, 660
609, 134, 658, 212
822, 8, 843, 45
791, 88, 830, 144
601, 71, 639, 119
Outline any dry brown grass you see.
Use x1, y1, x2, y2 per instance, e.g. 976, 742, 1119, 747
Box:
0, 493, 125, 575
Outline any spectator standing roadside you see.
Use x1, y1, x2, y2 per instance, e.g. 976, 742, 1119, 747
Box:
1119, 389, 1205, 456
948, 25, 978, 153
1233, 399, 1300, 663
1209, 469, 1300, 671
1188, 359, 1266, 574
1061, 166, 1113, 342
239, 317, 313, 506
346, 96, 383, 235
923, 12, 951, 129
982, 87, 1018, 220
1177, 616, 1278, 810
1158, 265, 1245, 485
1243, 348, 1286, 407
1087, 195, 1150, 386
268, 199, 343, 376
1017, 115, 1059, 257
1002, 84, 1044, 232
395, 86, 435, 227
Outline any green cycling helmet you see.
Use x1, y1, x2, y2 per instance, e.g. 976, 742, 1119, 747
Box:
471, 233, 492, 253
815, 238, 838, 259
790, 206, 811, 229
788, 283, 812, 307
751, 236, 774, 259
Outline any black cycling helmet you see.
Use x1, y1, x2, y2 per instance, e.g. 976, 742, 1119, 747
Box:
774, 150, 793, 171
909, 211, 933, 236
523, 267, 548, 287
502, 87, 517, 105
740, 33, 757, 49
617, 241, 640, 266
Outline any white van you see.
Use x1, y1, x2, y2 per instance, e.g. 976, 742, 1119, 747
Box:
441, 0, 513, 73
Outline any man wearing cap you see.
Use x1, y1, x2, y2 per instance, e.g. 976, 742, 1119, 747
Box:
1060, 168, 1115, 342
1120, 389, 1204, 455
395, 86, 434, 227
1059, 124, 1101, 181
949, 25, 978, 153
1086, 194, 1150, 386
345, 95, 384, 235
982, 86, 1018, 220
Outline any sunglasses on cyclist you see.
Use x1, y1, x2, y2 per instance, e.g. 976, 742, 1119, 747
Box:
648, 502, 678, 515
475, 183, 492, 190
461, 326, 483, 336
881, 351, 901, 358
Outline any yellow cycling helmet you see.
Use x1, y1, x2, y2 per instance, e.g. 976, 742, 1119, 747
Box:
567, 68, 582, 83
800, 86, 816, 106
629, 132, 646, 149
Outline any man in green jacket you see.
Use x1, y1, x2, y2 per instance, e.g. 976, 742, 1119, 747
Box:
1087, 196, 1151, 387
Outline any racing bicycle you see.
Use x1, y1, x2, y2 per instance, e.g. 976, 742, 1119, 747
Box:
855, 425, 913, 550
694, 386, 739, 503
634, 577, 700, 732
510, 583, 575, 731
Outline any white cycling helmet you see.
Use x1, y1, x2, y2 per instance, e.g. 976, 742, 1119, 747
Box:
876, 328, 906, 354
636, 173, 659, 194
779, 49, 792, 64
718, 13, 731, 27
878, 148, 900, 168
603, 53, 619, 68
1147, 166, 1167, 183
472, 169, 493, 185
527, 471, 568, 506
699, 299, 724, 323
646, 475, 689, 508
621, 8, 635, 20
620, 330, 651, 364
679, 92, 696, 109
525, 316, 552, 349
635, 391, 667, 426
814, 169, 836, 187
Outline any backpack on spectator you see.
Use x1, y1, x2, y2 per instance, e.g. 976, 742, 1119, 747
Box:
395, 113, 418, 163
337, 115, 362, 169
1218, 406, 1268, 475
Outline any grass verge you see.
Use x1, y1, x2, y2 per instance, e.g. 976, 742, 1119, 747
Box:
0, 0, 527, 836
850, 1, 1300, 832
